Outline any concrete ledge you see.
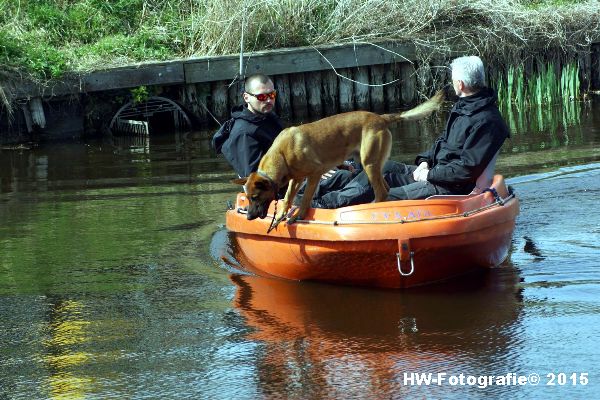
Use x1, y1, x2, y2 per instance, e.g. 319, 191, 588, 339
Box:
8, 41, 600, 101
83, 62, 185, 92
184, 41, 417, 83
9, 41, 419, 99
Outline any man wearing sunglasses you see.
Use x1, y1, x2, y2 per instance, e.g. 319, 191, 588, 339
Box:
213, 74, 283, 178
214, 74, 359, 193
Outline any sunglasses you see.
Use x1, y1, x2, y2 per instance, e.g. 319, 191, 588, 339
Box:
246, 91, 277, 101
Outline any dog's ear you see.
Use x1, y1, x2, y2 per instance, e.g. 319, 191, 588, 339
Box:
231, 177, 247, 185
254, 179, 271, 191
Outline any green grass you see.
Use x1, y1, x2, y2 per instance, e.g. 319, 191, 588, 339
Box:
1, 0, 599, 81
492, 62, 581, 106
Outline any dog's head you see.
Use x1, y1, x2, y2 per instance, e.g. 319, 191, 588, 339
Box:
232, 173, 278, 220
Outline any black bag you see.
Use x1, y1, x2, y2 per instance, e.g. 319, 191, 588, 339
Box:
211, 118, 235, 154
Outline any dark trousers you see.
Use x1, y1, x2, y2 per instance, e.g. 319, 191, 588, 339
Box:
293, 168, 357, 206
313, 160, 457, 209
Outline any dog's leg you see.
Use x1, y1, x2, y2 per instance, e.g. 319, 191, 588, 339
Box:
272, 179, 303, 228
361, 129, 392, 202
364, 164, 388, 202
289, 175, 320, 224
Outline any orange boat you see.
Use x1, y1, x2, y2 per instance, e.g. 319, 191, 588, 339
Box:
225, 174, 519, 288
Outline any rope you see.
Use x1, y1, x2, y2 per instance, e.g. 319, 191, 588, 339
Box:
312, 42, 416, 87
482, 187, 504, 205
235, 193, 516, 226
266, 200, 279, 234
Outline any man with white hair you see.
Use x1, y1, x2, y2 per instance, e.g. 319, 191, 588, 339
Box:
310, 55, 510, 207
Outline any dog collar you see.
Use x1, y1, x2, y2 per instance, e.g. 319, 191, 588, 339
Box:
257, 170, 280, 200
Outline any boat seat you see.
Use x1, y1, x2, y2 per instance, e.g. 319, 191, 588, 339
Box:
426, 151, 499, 200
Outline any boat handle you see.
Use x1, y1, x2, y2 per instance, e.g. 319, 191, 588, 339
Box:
396, 251, 415, 276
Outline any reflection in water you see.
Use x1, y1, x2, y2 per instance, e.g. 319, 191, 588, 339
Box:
1, 101, 599, 199
40, 299, 92, 399
230, 270, 524, 398
523, 236, 545, 261
1, 100, 599, 398
107, 132, 150, 157
502, 101, 582, 141
502, 101, 588, 162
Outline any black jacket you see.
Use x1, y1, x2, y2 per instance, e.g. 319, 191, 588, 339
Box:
212, 105, 283, 177
416, 87, 509, 190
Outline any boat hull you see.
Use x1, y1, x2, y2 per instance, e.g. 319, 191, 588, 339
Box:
226, 175, 519, 288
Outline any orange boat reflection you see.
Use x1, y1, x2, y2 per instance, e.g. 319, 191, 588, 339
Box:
226, 175, 519, 288
230, 271, 523, 397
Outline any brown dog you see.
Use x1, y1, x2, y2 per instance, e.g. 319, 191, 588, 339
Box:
233, 90, 444, 228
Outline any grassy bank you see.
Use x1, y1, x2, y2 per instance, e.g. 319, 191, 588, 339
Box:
0, 0, 599, 115
1, 0, 599, 81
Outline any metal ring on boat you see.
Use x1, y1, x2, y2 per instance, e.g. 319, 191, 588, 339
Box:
396, 251, 415, 276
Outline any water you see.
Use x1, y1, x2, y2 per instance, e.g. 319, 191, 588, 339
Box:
1, 101, 600, 399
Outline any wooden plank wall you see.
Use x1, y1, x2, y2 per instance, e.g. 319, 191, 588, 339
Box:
591, 43, 600, 92
174, 42, 600, 125
186, 62, 421, 124
6, 40, 600, 140
180, 41, 422, 124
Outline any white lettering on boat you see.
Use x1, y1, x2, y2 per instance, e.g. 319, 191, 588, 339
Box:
370, 209, 433, 221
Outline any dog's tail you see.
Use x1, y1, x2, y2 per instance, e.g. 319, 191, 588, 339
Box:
380, 89, 445, 123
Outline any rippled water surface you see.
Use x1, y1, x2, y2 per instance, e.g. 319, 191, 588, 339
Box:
1, 102, 600, 399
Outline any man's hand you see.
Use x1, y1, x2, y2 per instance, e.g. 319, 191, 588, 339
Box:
337, 161, 357, 173
321, 169, 337, 180
413, 162, 429, 182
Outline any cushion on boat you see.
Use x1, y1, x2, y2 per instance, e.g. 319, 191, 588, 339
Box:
470, 150, 499, 195
426, 150, 499, 200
